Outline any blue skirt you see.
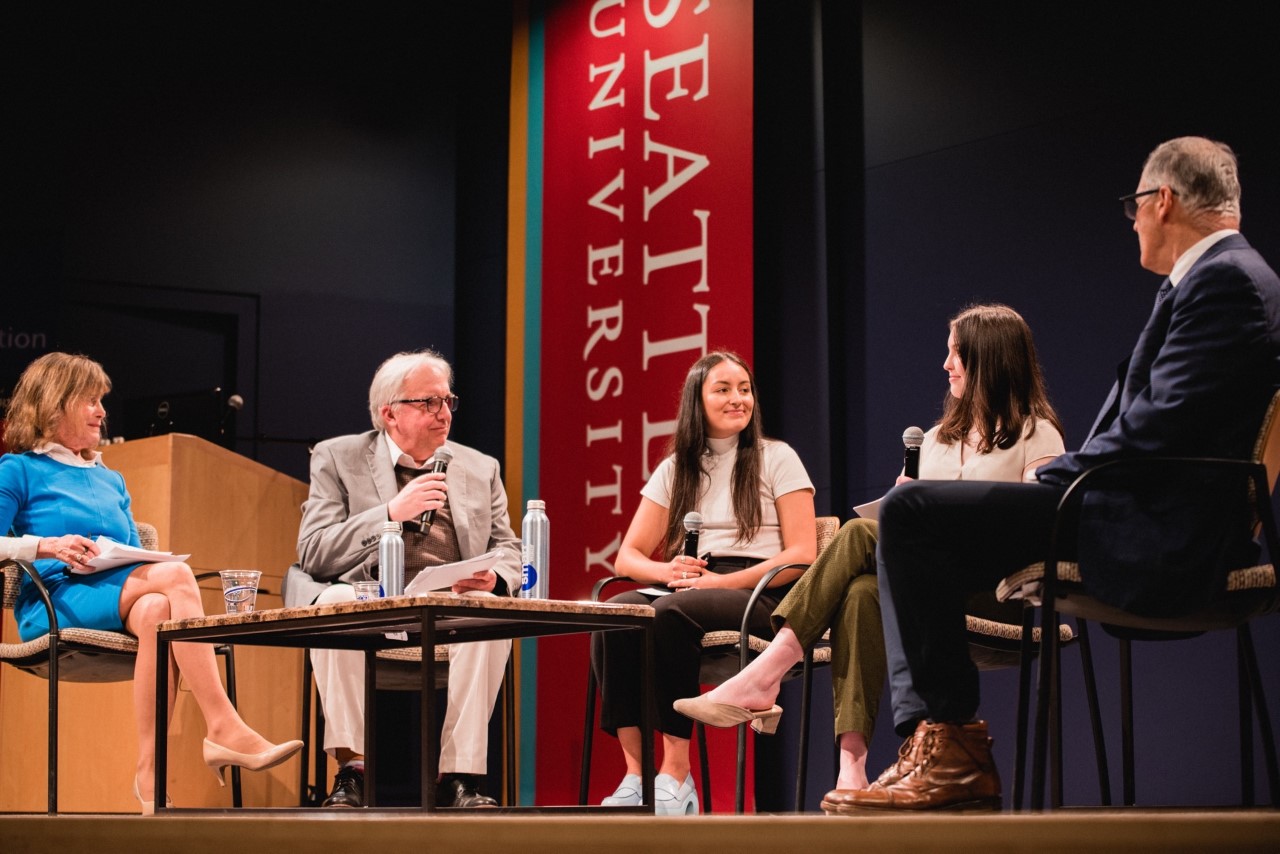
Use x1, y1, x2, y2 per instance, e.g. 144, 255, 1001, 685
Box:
15, 563, 140, 642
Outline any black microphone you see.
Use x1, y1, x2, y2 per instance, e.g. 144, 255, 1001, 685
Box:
902, 426, 924, 479
419, 445, 454, 528
682, 511, 704, 558
220, 393, 244, 435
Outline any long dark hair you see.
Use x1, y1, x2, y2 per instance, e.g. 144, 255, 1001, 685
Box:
936, 304, 1062, 452
663, 351, 766, 556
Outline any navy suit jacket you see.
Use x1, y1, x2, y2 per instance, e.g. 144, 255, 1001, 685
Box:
1037, 233, 1280, 614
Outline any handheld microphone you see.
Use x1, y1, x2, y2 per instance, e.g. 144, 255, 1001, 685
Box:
418, 445, 454, 528
682, 511, 704, 558
902, 426, 924, 479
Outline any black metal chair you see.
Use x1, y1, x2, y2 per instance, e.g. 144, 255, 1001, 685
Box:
962, 591, 1109, 810
771, 513, 1106, 812
999, 389, 1280, 809
0, 523, 242, 813
787, 584, 1106, 812
579, 516, 839, 813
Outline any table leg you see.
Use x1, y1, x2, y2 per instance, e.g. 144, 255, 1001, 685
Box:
364, 647, 378, 807
155, 633, 170, 812
641, 621, 655, 813
423, 610, 438, 811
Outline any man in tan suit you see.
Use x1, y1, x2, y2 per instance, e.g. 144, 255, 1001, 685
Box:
286, 349, 520, 809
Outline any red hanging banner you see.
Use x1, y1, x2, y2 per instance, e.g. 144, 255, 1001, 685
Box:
536, 0, 754, 806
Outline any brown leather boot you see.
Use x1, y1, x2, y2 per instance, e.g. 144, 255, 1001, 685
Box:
835, 720, 1001, 812
820, 727, 921, 814
820, 721, 993, 814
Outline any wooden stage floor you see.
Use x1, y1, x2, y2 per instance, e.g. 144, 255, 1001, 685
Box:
4, 809, 1279, 854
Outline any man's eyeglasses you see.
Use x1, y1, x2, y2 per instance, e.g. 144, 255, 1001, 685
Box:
392, 395, 460, 414
1120, 187, 1178, 221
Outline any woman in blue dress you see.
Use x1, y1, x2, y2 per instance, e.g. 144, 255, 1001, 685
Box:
1, 353, 301, 813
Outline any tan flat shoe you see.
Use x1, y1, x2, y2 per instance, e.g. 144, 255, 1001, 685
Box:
672, 695, 783, 734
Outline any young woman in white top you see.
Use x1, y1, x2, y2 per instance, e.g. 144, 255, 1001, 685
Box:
591, 351, 817, 815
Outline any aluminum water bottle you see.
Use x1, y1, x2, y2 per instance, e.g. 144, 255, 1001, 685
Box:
520, 499, 549, 598
379, 520, 405, 597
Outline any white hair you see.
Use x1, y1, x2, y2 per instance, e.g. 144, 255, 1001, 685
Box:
367, 349, 453, 431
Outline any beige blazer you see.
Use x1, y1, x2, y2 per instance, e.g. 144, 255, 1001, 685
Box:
284, 430, 521, 607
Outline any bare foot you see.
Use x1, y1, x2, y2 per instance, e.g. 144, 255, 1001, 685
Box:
835, 731, 870, 790
205, 722, 276, 755
835, 768, 869, 791
704, 669, 781, 712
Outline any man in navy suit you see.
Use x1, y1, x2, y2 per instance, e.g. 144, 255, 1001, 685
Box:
825, 137, 1280, 813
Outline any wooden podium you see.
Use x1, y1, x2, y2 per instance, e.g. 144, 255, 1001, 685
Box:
0, 434, 311, 812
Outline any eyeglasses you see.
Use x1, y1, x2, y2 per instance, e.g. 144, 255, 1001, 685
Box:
1120, 187, 1178, 221
392, 395, 459, 414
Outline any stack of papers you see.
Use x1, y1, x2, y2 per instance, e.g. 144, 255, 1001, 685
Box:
76, 536, 190, 574
402, 549, 504, 595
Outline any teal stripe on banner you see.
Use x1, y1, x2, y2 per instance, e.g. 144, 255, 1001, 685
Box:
519, 2, 545, 808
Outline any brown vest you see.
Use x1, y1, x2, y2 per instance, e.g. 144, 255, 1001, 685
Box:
393, 464, 463, 584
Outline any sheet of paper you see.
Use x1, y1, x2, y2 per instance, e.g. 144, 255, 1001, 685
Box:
401, 549, 504, 595
852, 498, 881, 522
636, 586, 674, 597
76, 535, 191, 574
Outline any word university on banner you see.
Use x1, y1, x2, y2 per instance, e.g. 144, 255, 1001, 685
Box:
536, 0, 755, 806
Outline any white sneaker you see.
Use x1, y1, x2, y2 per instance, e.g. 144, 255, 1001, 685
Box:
601, 773, 643, 807
654, 773, 699, 815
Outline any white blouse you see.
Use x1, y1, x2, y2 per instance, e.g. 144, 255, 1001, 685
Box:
642, 436, 814, 558
917, 417, 1065, 483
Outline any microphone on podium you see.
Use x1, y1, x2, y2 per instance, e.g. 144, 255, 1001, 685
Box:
682, 511, 704, 558
902, 426, 925, 479
418, 445, 454, 529
220, 393, 244, 432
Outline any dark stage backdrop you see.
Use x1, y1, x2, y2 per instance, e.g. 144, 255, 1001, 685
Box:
756, 0, 1280, 811
3, 0, 1279, 811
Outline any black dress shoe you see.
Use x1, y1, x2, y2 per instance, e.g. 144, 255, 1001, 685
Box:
439, 774, 498, 808
322, 765, 364, 808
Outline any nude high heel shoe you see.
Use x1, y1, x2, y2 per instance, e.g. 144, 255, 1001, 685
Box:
672, 696, 784, 734
133, 775, 173, 815
202, 738, 304, 786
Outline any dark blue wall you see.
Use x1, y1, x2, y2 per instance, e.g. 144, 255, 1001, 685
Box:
4, 0, 1278, 810
761, 1, 1280, 810
2, 3, 506, 480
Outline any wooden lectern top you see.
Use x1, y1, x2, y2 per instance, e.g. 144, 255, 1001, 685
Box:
101, 433, 309, 587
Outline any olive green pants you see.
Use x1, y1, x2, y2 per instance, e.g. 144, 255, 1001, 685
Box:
771, 518, 885, 740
